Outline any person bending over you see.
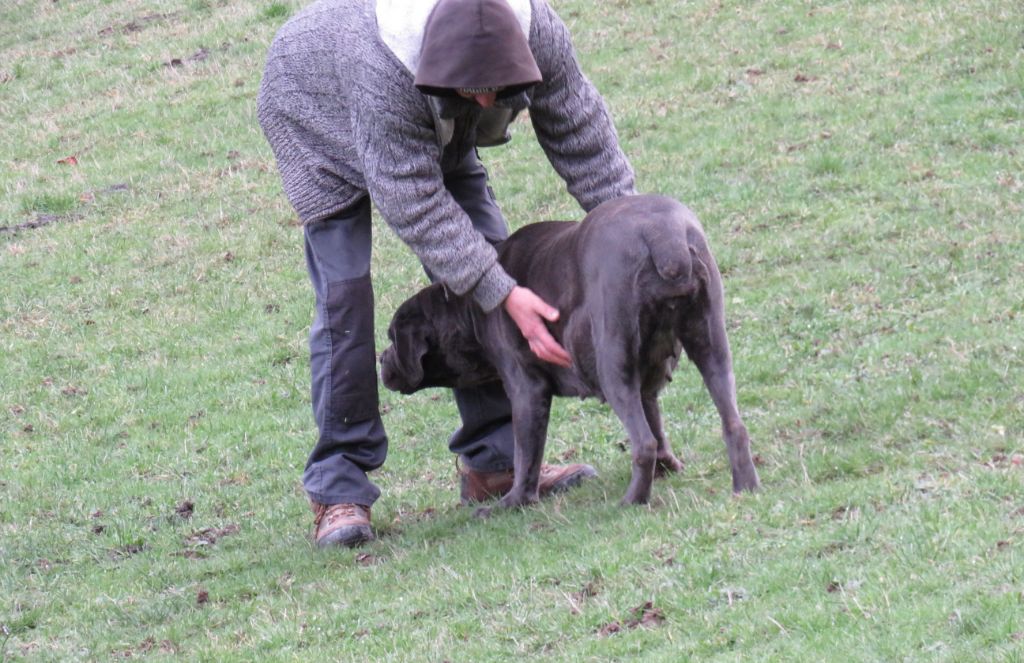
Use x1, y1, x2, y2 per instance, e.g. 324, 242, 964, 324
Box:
257, 0, 636, 548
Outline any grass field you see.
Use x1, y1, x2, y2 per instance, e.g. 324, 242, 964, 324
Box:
2, 0, 1023, 660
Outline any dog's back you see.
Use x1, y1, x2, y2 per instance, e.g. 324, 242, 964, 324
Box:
499, 194, 707, 307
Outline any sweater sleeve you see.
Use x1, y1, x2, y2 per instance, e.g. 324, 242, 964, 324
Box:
527, 0, 637, 212
350, 83, 516, 312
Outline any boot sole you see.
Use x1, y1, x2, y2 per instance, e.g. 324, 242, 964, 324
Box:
316, 525, 374, 549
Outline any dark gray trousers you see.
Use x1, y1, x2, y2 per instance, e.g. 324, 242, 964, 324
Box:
302, 151, 515, 507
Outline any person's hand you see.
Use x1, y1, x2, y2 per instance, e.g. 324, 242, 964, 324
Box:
502, 286, 572, 368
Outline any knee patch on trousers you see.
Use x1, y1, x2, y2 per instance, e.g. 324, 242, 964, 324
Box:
324, 275, 380, 424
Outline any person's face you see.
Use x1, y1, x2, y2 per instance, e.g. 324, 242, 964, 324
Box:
455, 87, 503, 108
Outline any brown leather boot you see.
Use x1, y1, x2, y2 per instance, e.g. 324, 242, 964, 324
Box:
459, 462, 598, 504
311, 502, 373, 548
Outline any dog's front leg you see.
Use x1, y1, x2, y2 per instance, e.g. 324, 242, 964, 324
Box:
495, 383, 552, 511
475, 386, 551, 518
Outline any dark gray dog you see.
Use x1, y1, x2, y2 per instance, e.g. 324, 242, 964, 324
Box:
380, 194, 760, 510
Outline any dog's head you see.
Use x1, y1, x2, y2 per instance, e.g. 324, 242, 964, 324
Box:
380, 284, 498, 394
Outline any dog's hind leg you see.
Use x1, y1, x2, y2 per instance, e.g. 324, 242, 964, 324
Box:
608, 387, 658, 505
592, 309, 660, 505
678, 266, 760, 494
642, 393, 685, 477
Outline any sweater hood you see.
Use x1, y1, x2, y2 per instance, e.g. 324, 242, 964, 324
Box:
377, 0, 537, 96
415, 0, 541, 96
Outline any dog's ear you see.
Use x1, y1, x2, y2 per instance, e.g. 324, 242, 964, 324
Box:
390, 321, 429, 389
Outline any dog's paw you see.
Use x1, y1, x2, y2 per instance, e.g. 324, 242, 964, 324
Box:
497, 491, 539, 510
473, 505, 494, 519
732, 476, 761, 494
655, 453, 685, 477
732, 464, 761, 494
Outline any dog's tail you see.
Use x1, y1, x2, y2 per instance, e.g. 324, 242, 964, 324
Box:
641, 217, 692, 284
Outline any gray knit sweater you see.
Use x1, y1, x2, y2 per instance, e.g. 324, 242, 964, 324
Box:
257, 0, 635, 311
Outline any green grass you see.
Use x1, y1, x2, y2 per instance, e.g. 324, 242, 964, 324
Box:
2, 0, 1023, 659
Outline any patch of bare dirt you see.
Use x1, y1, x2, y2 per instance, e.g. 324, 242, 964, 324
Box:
596, 601, 665, 637
185, 523, 240, 547
98, 12, 181, 37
